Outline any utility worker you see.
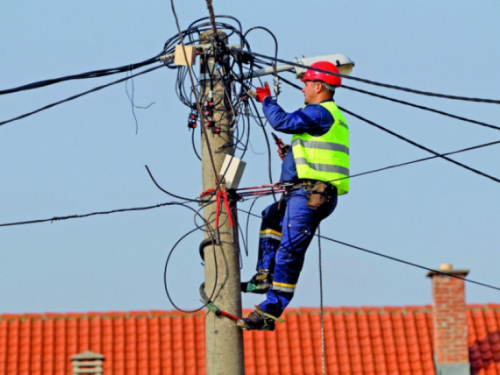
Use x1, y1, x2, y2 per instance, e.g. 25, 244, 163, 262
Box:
238, 61, 349, 331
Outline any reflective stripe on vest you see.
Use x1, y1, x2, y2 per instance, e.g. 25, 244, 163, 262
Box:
291, 101, 350, 195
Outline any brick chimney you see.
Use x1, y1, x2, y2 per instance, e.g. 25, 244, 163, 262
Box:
427, 264, 470, 375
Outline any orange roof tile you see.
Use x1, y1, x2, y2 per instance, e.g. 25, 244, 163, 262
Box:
1, 306, 499, 374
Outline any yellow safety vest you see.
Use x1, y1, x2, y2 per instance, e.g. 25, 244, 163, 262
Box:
291, 101, 349, 195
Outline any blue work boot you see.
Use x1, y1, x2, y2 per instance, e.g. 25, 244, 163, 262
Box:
237, 307, 279, 331
241, 269, 273, 294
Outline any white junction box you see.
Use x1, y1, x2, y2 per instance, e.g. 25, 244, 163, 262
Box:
220, 155, 246, 189
174, 45, 196, 66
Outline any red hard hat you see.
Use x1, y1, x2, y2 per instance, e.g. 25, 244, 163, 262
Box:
300, 61, 341, 86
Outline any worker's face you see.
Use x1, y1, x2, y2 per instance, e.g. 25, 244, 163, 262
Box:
302, 80, 322, 105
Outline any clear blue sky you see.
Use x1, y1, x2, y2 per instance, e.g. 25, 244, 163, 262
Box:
1, 1, 499, 314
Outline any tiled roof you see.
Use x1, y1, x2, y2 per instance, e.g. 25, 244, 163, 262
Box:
1, 305, 499, 375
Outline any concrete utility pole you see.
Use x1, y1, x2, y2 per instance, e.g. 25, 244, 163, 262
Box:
199, 30, 245, 375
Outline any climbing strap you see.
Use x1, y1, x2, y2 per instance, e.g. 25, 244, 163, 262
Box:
255, 306, 285, 323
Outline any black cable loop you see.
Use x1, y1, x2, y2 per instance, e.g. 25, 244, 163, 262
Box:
245, 196, 263, 259
164, 227, 206, 313
191, 126, 202, 161
145, 165, 202, 202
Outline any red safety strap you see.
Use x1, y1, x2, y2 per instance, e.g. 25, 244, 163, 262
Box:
215, 190, 234, 228
201, 188, 234, 229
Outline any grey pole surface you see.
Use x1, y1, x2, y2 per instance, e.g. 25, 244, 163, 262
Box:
199, 30, 245, 375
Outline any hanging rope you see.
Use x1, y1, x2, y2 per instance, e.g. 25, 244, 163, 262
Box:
318, 225, 326, 375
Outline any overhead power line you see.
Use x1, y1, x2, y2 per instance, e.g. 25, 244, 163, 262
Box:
0, 64, 163, 127
238, 208, 500, 292
0, 56, 160, 96
279, 73, 500, 133
237, 49, 500, 104
345, 138, 500, 181
2, 137, 499, 229
340, 106, 500, 184
342, 85, 500, 132
319, 235, 500, 292
277, 72, 500, 185
0, 200, 192, 228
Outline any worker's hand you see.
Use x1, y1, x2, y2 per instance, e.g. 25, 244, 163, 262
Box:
255, 82, 271, 103
278, 144, 290, 160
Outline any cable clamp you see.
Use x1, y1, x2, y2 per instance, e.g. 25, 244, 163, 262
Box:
199, 283, 240, 322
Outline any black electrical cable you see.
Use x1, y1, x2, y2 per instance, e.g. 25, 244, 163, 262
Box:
145, 165, 203, 203
248, 98, 276, 201
0, 56, 161, 96
319, 235, 500, 292
343, 85, 500, 132
0, 65, 163, 127
343, 138, 500, 182
237, 221, 249, 259
276, 73, 500, 183
164, 227, 206, 313
161, 190, 220, 313
277, 74, 302, 90
243, 26, 279, 98
0, 200, 192, 228
163, 201, 220, 313
273, 65, 500, 134
6, 135, 497, 230
125, 68, 156, 135
191, 126, 202, 161
238, 208, 500, 292
239, 109, 251, 159
245, 195, 263, 259
236, 49, 500, 104
340, 106, 500, 184
276, 71, 500, 184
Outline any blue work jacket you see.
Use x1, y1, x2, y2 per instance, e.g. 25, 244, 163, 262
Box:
262, 97, 335, 182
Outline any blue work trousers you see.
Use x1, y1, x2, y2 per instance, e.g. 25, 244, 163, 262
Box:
256, 187, 337, 317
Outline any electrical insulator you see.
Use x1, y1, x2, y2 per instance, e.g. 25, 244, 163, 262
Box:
206, 120, 215, 128
203, 101, 215, 117
188, 112, 198, 129
274, 76, 280, 95
187, 112, 198, 129
212, 127, 221, 135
